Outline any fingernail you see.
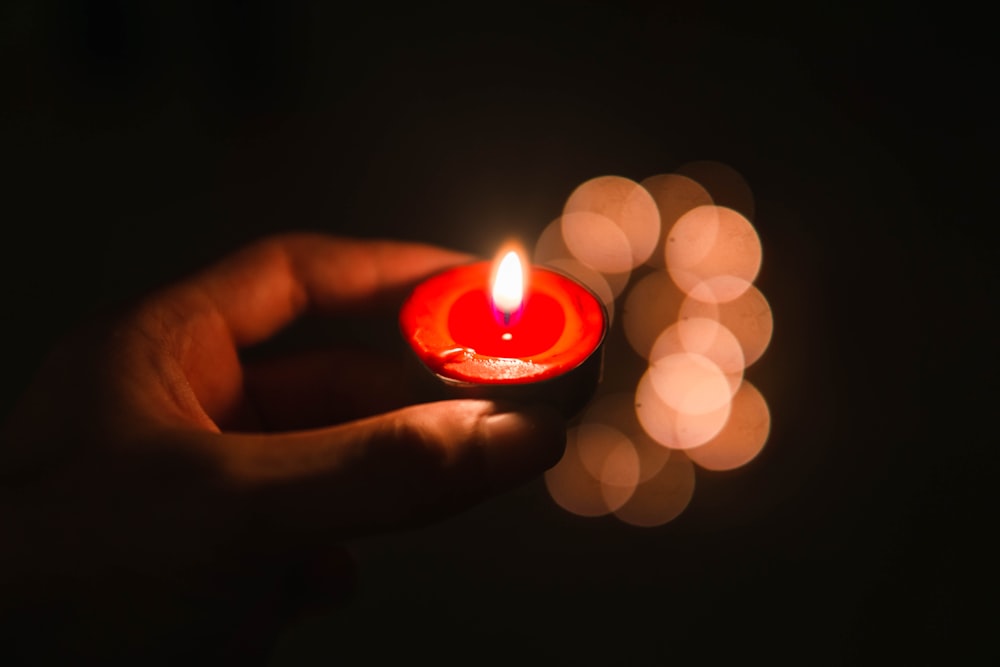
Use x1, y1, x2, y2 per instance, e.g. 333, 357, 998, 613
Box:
481, 406, 566, 491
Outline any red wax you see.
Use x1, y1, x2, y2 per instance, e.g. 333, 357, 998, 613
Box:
400, 261, 606, 384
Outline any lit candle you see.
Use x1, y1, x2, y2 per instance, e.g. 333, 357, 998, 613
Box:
400, 245, 608, 416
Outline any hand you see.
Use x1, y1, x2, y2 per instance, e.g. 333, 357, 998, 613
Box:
0, 233, 566, 662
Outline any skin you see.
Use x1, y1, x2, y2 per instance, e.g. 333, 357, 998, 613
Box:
0, 234, 566, 662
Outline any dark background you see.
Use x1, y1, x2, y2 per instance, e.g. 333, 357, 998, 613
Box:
1, 1, 993, 663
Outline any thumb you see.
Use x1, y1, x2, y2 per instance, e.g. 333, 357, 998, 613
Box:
207, 400, 566, 541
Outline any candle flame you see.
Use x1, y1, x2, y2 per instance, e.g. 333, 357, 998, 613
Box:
492, 249, 524, 315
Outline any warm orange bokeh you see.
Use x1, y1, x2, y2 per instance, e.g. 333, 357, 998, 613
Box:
650, 318, 745, 396
614, 450, 696, 528
666, 205, 762, 304
640, 173, 714, 269
563, 175, 661, 269
538, 164, 772, 527
686, 381, 771, 471
635, 369, 732, 450
582, 392, 671, 483
680, 284, 773, 367
623, 270, 686, 360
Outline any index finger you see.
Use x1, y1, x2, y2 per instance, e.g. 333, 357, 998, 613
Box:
160, 233, 472, 347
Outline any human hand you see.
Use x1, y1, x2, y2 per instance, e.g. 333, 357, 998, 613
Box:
0, 234, 566, 662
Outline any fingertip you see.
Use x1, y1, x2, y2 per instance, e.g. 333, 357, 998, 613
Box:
212, 399, 570, 537
479, 403, 568, 492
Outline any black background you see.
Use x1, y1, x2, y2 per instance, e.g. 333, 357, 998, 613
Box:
1, 1, 993, 663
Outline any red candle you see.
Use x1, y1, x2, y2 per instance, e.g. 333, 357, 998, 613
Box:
400, 247, 607, 415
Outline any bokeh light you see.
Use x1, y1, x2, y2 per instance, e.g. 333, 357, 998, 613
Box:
635, 369, 731, 450
574, 422, 640, 508
613, 450, 696, 528
544, 426, 615, 518
665, 205, 761, 304
544, 423, 639, 517
534, 217, 630, 311
582, 392, 671, 483
561, 210, 635, 275
649, 318, 745, 395
679, 284, 773, 367
686, 381, 771, 471
563, 175, 661, 268
541, 164, 772, 527
649, 352, 732, 416
640, 173, 714, 269
622, 270, 686, 360
533, 216, 571, 266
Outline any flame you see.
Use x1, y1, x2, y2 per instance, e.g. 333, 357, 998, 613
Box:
492, 249, 525, 315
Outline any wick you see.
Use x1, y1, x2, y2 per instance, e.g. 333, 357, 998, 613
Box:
503, 311, 511, 325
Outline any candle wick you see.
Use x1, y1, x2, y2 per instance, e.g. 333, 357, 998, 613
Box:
503, 311, 511, 325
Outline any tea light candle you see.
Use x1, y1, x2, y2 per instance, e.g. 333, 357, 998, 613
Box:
400, 246, 607, 416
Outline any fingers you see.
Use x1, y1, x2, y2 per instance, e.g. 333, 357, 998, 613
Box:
156, 233, 472, 348
242, 347, 415, 431
126, 233, 470, 429
202, 400, 566, 541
